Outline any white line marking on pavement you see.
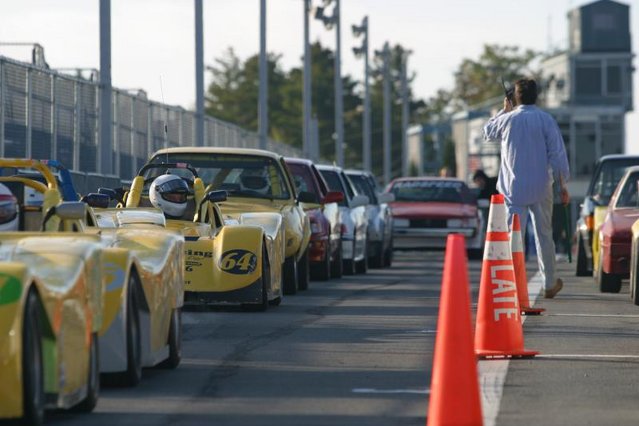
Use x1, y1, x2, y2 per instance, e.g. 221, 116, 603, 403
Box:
548, 313, 639, 318
478, 271, 543, 426
538, 354, 639, 360
352, 388, 429, 395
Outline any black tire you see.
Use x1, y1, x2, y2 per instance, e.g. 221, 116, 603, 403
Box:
297, 248, 310, 291
343, 239, 356, 276
369, 242, 383, 269
467, 248, 483, 261
159, 309, 182, 368
597, 256, 622, 293
283, 256, 298, 295
22, 289, 45, 426
330, 242, 343, 279
575, 234, 590, 277
310, 244, 331, 281
109, 277, 142, 387
74, 333, 99, 412
269, 296, 282, 306
383, 240, 394, 268
356, 240, 368, 274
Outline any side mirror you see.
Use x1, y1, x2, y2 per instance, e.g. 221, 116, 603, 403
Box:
322, 191, 344, 204
98, 187, 117, 199
298, 191, 319, 204
377, 192, 395, 204
206, 190, 227, 203
351, 194, 369, 208
81, 193, 110, 209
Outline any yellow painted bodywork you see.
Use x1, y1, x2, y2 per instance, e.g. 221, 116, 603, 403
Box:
592, 205, 608, 275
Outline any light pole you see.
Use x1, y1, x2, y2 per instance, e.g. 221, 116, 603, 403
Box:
99, 0, 113, 175
195, 0, 204, 147
401, 50, 412, 177
258, 0, 268, 150
303, 0, 314, 160
352, 16, 370, 172
315, 0, 343, 167
375, 42, 391, 185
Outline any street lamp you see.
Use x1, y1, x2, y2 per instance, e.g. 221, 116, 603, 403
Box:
401, 50, 412, 177
258, 0, 268, 150
375, 42, 391, 185
314, 0, 344, 167
352, 16, 371, 172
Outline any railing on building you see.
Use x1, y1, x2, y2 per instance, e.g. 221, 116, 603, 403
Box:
0, 55, 302, 190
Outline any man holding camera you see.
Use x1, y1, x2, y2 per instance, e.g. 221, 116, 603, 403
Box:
483, 78, 570, 299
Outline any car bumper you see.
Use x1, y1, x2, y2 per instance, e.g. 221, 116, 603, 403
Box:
393, 227, 482, 249
185, 277, 264, 305
309, 235, 329, 263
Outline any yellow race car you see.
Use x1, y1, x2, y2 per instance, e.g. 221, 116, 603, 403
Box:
0, 161, 105, 424
98, 162, 284, 310
144, 148, 312, 295
1, 159, 185, 394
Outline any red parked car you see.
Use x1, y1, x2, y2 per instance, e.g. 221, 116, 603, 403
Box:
285, 158, 344, 280
597, 166, 639, 293
387, 177, 485, 257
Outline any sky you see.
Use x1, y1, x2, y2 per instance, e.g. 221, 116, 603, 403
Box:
0, 0, 637, 151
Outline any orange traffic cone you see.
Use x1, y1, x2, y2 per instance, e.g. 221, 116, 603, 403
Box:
427, 234, 482, 426
511, 214, 545, 315
475, 194, 538, 359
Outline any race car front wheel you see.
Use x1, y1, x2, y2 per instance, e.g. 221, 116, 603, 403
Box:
283, 256, 298, 295
23, 288, 44, 426
160, 308, 182, 368
74, 332, 99, 412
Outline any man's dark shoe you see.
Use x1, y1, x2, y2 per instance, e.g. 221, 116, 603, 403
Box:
544, 278, 563, 299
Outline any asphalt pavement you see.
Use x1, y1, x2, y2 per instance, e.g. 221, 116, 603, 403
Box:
45, 251, 639, 426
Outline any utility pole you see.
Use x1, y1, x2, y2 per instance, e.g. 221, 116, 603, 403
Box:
303, 0, 313, 160
352, 16, 370, 172
401, 50, 412, 177
258, 0, 268, 150
99, 0, 113, 175
315, 0, 343, 167
376, 42, 391, 185
195, 0, 204, 147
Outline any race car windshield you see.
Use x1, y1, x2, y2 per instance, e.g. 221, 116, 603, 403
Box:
347, 174, 378, 204
390, 180, 467, 203
591, 159, 639, 205
147, 154, 291, 200
614, 173, 639, 208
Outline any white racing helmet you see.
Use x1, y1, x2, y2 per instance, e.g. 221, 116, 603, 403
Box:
0, 183, 19, 231
149, 174, 189, 218
239, 169, 270, 196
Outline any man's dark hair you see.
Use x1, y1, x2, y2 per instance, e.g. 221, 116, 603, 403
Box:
514, 78, 538, 105
472, 169, 488, 182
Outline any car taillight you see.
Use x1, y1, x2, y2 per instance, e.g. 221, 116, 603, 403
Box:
585, 214, 594, 231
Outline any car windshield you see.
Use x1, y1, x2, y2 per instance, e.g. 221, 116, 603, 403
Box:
591, 159, 639, 204
148, 153, 291, 200
287, 163, 319, 197
390, 180, 468, 203
615, 172, 639, 208
347, 174, 377, 204
319, 170, 347, 207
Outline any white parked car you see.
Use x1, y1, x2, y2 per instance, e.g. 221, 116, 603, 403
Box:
318, 165, 369, 275
345, 169, 394, 268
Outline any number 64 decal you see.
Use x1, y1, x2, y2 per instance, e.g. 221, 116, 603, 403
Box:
219, 250, 258, 274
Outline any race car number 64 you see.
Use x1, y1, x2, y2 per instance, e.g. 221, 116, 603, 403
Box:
219, 250, 257, 274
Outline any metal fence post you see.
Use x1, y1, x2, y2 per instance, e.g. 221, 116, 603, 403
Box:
130, 96, 136, 178
73, 81, 81, 170
50, 74, 57, 160
26, 67, 32, 158
113, 92, 119, 177
146, 103, 152, 159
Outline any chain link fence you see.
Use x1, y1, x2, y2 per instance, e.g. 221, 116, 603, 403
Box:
0, 55, 302, 190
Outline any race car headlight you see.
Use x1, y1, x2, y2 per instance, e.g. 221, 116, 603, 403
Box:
447, 219, 463, 227
393, 218, 409, 228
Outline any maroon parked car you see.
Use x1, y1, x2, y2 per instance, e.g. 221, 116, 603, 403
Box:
285, 158, 344, 280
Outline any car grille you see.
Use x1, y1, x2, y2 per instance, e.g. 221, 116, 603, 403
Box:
410, 218, 447, 228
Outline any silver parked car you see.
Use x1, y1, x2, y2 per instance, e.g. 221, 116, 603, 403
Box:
318, 165, 369, 275
345, 169, 394, 268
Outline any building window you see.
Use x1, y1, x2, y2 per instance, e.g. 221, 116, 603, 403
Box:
575, 65, 602, 96
607, 65, 622, 94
